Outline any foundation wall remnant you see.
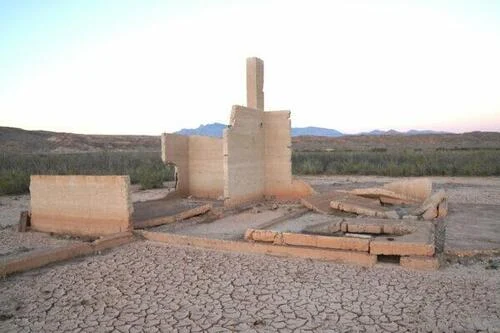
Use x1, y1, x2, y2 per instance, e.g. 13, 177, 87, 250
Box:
30, 175, 133, 237
161, 134, 224, 199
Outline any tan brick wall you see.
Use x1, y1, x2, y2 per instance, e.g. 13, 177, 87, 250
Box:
264, 111, 294, 197
162, 133, 189, 195
188, 136, 223, 198
223, 105, 266, 207
162, 134, 224, 199
30, 175, 133, 237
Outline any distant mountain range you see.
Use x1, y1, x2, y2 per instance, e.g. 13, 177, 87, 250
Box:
1, 126, 498, 154
175, 123, 448, 138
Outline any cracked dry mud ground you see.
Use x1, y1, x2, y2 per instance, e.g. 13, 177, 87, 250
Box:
1, 242, 499, 333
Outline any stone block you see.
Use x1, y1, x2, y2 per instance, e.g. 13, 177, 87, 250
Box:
412, 189, 447, 216
246, 57, 264, 110
245, 229, 277, 242
383, 178, 432, 202
282, 232, 369, 251
30, 175, 133, 237
329, 192, 398, 218
141, 231, 378, 267
370, 222, 435, 256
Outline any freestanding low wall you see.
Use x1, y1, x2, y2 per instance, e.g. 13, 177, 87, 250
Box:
30, 175, 133, 237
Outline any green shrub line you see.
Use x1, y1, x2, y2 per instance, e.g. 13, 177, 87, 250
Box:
0, 151, 174, 195
292, 150, 500, 177
1, 149, 499, 196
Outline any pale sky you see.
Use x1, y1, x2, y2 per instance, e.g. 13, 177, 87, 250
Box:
1, 0, 499, 135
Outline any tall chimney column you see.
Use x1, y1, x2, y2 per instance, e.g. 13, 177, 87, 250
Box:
246, 57, 264, 110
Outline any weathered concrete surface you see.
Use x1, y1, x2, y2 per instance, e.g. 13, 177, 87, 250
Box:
188, 136, 224, 198
370, 222, 435, 256
133, 204, 212, 229
246, 229, 370, 252
412, 189, 447, 219
0, 241, 498, 332
30, 175, 133, 237
142, 232, 377, 267
383, 178, 432, 202
0, 232, 134, 276
223, 105, 313, 207
341, 218, 417, 235
301, 192, 341, 214
161, 134, 224, 199
349, 188, 419, 205
246, 57, 264, 110
329, 192, 399, 219
263, 111, 292, 197
223, 105, 266, 207
153, 208, 292, 240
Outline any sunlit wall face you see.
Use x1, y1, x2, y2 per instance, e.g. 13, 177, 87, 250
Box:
1, 0, 499, 135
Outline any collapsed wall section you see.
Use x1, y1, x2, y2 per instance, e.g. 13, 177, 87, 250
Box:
223, 105, 266, 207
30, 175, 133, 237
162, 133, 224, 199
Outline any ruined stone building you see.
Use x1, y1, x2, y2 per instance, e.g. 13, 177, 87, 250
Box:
161, 58, 313, 207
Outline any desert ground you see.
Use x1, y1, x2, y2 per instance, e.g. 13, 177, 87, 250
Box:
1, 176, 499, 332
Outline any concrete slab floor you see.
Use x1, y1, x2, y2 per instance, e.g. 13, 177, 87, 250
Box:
150, 206, 303, 240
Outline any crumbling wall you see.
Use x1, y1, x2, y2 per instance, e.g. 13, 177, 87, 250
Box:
223, 106, 314, 207
162, 134, 189, 195
162, 133, 224, 199
188, 136, 224, 198
30, 175, 133, 237
223, 105, 265, 207
162, 57, 313, 207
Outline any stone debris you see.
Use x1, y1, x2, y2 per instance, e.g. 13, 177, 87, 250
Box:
349, 188, 420, 205
382, 178, 433, 202
329, 192, 399, 219
411, 189, 448, 220
134, 204, 212, 229
322, 179, 448, 221
300, 192, 341, 214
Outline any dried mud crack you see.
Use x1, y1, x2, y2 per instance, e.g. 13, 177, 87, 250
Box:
1, 241, 499, 332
